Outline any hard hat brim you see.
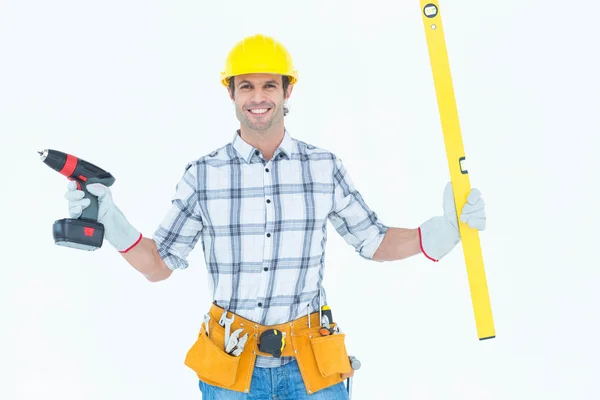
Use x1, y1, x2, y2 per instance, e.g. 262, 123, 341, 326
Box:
221, 71, 298, 87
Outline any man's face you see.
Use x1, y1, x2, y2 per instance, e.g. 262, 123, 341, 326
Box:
229, 73, 292, 131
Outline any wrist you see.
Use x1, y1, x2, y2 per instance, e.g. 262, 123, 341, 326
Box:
116, 230, 143, 253
102, 207, 143, 252
417, 227, 438, 262
418, 216, 460, 262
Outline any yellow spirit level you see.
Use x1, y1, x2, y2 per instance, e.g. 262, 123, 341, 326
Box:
419, 1, 495, 340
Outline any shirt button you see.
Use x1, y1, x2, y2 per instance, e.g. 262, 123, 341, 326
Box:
255, 150, 260, 156
265, 168, 269, 172
266, 233, 271, 238
266, 199, 271, 204
264, 267, 268, 271
258, 302, 263, 307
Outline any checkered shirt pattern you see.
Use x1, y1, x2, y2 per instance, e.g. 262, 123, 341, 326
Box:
153, 129, 389, 368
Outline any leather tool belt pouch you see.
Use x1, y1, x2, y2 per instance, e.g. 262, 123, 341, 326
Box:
184, 303, 352, 394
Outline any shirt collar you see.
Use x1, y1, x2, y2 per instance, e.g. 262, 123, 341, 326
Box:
232, 128, 295, 163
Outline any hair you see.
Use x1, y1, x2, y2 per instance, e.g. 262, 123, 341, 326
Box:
229, 75, 291, 116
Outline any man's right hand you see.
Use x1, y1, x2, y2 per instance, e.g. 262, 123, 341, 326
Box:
64, 181, 142, 253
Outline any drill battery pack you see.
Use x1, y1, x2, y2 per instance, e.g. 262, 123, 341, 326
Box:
52, 218, 104, 251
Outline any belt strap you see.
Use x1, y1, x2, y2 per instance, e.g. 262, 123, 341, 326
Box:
208, 303, 322, 358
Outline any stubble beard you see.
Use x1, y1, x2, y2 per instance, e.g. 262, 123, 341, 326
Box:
236, 103, 285, 132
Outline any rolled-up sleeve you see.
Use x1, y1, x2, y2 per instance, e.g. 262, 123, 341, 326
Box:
328, 156, 389, 260
153, 162, 204, 270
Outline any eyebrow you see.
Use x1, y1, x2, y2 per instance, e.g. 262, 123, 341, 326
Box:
238, 80, 280, 87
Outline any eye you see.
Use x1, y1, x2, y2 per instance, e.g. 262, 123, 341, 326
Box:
240, 84, 251, 90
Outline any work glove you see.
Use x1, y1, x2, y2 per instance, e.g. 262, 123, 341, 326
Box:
418, 182, 486, 261
64, 181, 142, 252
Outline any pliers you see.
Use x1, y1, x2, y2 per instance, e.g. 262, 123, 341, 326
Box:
226, 328, 248, 356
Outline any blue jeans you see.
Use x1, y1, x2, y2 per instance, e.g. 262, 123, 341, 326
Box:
198, 359, 349, 399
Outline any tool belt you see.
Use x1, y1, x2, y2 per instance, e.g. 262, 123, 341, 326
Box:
184, 303, 352, 394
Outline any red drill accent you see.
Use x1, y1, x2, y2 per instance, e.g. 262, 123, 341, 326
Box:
60, 154, 78, 178
84, 227, 95, 237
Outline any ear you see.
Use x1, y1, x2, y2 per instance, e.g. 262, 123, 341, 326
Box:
227, 86, 234, 101
285, 84, 294, 100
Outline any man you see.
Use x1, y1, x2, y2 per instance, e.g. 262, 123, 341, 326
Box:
65, 34, 486, 399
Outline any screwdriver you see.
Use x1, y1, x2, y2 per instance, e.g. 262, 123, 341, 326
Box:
319, 305, 335, 336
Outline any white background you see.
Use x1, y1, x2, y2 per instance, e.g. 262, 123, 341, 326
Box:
2, 0, 599, 399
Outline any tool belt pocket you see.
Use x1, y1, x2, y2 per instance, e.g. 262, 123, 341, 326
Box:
309, 333, 350, 377
184, 325, 241, 388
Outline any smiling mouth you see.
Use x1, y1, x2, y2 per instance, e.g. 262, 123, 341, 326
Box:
246, 108, 272, 116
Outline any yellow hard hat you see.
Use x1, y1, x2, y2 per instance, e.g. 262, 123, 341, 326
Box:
220, 34, 298, 87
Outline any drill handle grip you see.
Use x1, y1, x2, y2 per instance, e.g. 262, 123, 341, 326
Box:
77, 175, 113, 222
80, 182, 99, 222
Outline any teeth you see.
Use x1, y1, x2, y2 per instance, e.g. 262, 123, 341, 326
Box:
249, 108, 269, 114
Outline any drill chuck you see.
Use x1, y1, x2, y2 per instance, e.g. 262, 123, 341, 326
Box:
39, 148, 71, 176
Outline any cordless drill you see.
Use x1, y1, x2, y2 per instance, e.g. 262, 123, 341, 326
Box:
39, 149, 115, 251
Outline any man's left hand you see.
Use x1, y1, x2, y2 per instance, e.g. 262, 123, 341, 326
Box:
445, 182, 486, 231
419, 182, 487, 261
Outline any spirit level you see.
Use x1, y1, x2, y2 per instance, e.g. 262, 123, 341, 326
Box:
419, 1, 495, 340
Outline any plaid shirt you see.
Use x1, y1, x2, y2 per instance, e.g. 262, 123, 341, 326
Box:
153, 129, 389, 368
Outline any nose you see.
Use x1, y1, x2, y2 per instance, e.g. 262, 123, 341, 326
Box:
248, 88, 270, 105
